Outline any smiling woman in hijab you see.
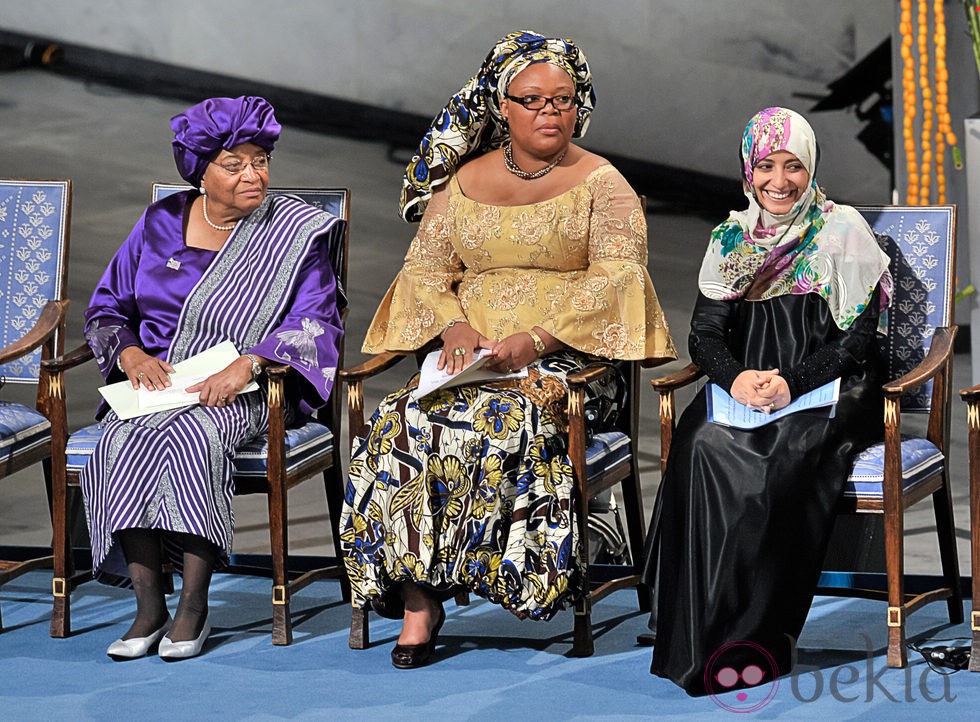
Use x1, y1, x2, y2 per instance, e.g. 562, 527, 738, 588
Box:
641, 107, 892, 696
81, 95, 344, 661
340, 30, 675, 670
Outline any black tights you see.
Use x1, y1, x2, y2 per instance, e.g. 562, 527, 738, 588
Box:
117, 529, 216, 642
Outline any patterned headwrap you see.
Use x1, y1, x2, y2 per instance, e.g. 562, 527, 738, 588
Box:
399, 30, 595, 222
698, 107, 891, 330
170, 96, 281, 187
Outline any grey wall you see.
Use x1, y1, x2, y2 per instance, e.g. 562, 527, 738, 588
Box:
4, 0, 893, 202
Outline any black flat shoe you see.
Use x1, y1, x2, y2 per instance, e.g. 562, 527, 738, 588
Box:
391, 605, 446, 670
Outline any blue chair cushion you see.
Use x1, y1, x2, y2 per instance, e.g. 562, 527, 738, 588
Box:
66, 420, 333, 477
843, 436, 944, 498
0, 402, 50, 465
585, 431, 632, 479
234, 422, 333, 477
65, 423, 105, 472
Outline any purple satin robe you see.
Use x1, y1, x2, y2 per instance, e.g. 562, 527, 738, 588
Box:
85, 190, 343, 415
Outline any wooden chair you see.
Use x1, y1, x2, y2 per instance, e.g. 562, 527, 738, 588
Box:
959, 376, 980, 671
341, 192, 668, 656
0, 179, 71, 629
652, 204, 961, 668
44, 185, 349, 645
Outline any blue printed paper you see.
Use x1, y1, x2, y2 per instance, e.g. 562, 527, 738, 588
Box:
707, 378, 840, 429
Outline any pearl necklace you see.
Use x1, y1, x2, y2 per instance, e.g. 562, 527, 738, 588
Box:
503, 143, 567, 180
202, 195, 236, 231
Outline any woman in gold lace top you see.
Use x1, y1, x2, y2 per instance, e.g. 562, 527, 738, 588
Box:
340, 30, 675, 669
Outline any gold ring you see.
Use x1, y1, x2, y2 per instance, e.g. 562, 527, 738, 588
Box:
219, 396, 228, 403
768, 402, 774, 410
453, 346, 466, 357
137, 371, 145, 379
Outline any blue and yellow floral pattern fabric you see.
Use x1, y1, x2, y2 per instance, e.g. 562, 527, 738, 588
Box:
341, 353, 591, 619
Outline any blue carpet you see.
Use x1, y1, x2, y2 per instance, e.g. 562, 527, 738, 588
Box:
0, 571, 977, 720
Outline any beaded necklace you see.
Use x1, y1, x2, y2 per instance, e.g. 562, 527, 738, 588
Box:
202, 195, 236, 231
503, 143, 567, 180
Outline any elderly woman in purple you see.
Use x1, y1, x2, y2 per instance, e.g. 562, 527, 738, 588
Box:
81, 96, 344, 660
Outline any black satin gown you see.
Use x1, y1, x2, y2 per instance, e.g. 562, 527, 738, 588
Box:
642, 290, 885, 696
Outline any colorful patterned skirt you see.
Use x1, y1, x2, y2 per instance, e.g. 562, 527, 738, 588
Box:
340, 352, 595, 620
80, 394, 268, 586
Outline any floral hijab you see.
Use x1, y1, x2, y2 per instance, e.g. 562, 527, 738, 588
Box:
697, 107, 891, 330
398, 30, 595, 223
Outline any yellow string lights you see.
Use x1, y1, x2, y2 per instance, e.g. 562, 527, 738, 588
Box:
918, 0, 932, 203
900, 0, 959, 204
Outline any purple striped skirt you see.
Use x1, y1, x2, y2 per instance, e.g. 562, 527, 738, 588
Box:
80, 394, 268, 586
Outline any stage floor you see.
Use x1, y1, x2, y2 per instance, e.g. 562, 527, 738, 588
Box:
0, 571, 977, 720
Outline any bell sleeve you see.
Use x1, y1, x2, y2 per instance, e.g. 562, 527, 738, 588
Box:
543, 166, 675, 361
361, 187, 464, 353
249, 219, 345, 416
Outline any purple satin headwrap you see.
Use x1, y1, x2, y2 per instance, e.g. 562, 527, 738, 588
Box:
170, 96, 281, 186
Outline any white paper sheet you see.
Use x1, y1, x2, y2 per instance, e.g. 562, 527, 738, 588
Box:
98, 341, 259, 420
413, 348, 527, 399
136, 373, 210, 409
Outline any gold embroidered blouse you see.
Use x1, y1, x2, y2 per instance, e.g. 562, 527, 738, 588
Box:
363, 164, 676, 361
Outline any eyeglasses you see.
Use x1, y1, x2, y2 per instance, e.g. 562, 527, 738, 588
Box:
210, 154, 272, 175
504, 94, 577, 111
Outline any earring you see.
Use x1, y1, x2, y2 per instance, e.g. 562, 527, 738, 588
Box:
199, 185, 206, 195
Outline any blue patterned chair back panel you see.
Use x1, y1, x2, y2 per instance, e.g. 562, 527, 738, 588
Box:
150, 184, 349, 290
0, 180, 70, 384
854, 205, 955, 413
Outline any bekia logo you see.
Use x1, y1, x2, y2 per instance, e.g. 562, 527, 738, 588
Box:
704, 640, 780, 713
704, 636, 956, 713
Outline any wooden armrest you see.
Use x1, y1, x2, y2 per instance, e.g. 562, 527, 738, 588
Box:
264, 362, 291, 379
339, 351, 408, 382
0, 300, 68, 365
882, 326, 956, 397
651, 362, 703, 393
342, 351, 410, 441
41, 341, 95, 374
567, 362, 620, 388
961, 383, 980, 402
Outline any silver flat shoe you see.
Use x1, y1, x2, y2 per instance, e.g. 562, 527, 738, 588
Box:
106, 617, 172, 660
158, 616, 211, 661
